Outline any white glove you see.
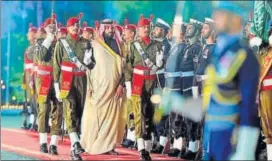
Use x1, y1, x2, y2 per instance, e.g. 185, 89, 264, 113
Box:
42, 33, 54, 49
83, 49, 94, 65
156, 50, 164, 68
249, 36, 262, 48
125, 81, 132, 99
54, 83, 62, 102
230, 126, 260, 160
28, 80, 34, 89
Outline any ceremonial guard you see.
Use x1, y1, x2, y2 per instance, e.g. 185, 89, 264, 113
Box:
258, 21, 272, 161
22, 23, 37, 129
30, 23, 47, 131
125, 15, 164, 160
35, 14, 62, 155
120, 20, 138, 148
190, 17, 215, 160
53, 13, 94, 160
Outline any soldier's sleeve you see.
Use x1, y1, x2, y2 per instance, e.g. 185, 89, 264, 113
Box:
53, 41, 63, 82
125, 43, 135, 82
238, 48, 260, 128
36, 44, 50, 61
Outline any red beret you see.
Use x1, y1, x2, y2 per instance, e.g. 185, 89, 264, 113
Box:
115, 24, 123, 34
66, 13, 83, 27
58, 27, 67, 34
137, 14, 154, 27
28, 23, 37, 33
83, 22, 94, 33
124, 24, 137, 31
37, 23, 46, 34
44, 14, 56, 28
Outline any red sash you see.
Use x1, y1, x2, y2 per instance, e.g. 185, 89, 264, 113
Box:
37, 65, 53, 103
132, 66, 156, 96
261, 75, 272, 91
60, 61, 86, 99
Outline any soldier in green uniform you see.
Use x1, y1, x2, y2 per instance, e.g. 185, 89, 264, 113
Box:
125, 14, 164, 160
29, 23, 47, 131
21, 23, 37, 129
53, 13, 95, 160
120, 21, 137, 148
34, 14, 63, 155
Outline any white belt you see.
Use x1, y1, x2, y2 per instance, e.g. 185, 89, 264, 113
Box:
61, 65, 73, 72
61, 65, 84, 72
37, 69, 51, 75
156, 69, 165, 74
263, 78, 272, 87
24, 63, 33, 70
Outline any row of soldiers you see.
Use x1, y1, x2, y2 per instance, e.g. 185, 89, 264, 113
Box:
21, 4, 272, 161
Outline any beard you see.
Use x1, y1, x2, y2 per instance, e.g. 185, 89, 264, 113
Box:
105, 32, 114, 39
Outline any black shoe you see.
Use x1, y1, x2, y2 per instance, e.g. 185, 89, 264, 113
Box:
177, 149, 186, 158
49, 145, 58, 155
139, 150, 152, 161
40, 143, 48, 153
168, 148, 180, 157
105, 149, 119, 155
30, 124, 38, 131
121, 139, 135, 148
70, 150, 82, 160
180, 150, 197, 160
73, 142, 85, 155
151, 145, 164, 154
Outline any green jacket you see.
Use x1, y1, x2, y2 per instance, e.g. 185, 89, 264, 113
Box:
125, 39, 163, 93
53, 34, 92, 82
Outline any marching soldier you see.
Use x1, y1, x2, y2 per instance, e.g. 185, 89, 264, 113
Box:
150, 17, 172, 153
21, 23, 37, 129
35, 14, 62, 155
53, 13, 94, 160
180, 19, 203, 160
258, 21, 272, 161
30, 23, 47, 131
153, 20, 188, 155
190, 17, 215, 160
125, 14, 164, 160
120, 20, 137, 148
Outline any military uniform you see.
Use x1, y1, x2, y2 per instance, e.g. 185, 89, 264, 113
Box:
22, 44, 37, 129
125, 15, 164, 159
258, 47, 272, 160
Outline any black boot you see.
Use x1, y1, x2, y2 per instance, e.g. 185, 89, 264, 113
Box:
70, 150, 82, 160
121, 139, 135, 148
139, 149, 152, 161
40, 143, 48, 153
180, 150, 197, 160
177, 149, 186, 158
168, 148, 180, 157
73, 142, 85, 155
151, 145, 164, 154
49, 145, 58, 155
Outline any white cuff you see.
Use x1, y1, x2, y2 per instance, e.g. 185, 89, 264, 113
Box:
42, 35, 54, 49
54, 83, 60, 94
235, 126, 260, 156
125, 81, 132, 98
249, 37, 262, 48
83, 50, 93, 65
